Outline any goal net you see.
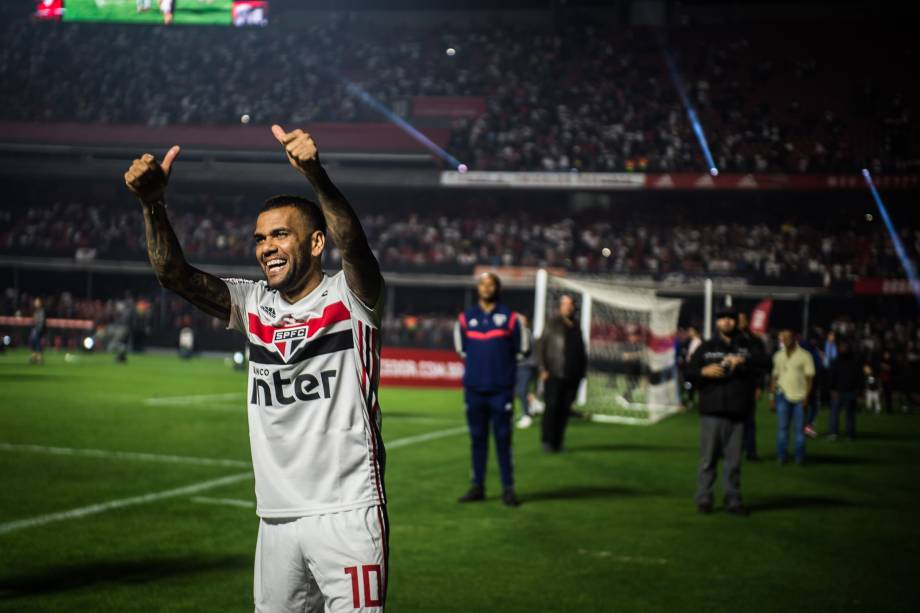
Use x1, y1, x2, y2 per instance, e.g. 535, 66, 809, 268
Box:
534, 271, 683, 425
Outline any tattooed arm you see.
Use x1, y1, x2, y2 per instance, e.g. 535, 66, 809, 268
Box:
124, 147, 231, 322
271, 124, 383, 307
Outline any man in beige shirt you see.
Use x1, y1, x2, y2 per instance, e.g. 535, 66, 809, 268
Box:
771, 330, 816, 465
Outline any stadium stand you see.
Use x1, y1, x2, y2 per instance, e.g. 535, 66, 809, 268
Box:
1, 196, 917, 285
0, 16, 916, 172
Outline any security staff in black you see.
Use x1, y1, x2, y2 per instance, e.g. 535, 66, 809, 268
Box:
685, 307, 766, 516
737, 312, 769, 460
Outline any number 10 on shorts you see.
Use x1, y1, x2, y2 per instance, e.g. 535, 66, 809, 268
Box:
344, 564, 383, 608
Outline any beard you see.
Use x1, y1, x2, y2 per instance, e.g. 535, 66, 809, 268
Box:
263, 253, 319, 295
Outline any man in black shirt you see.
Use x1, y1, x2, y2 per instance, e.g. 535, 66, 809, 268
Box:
537, 295, 587, 453
737, 312, 768, 460
828, 340, 861, 439
685, 307, 766, 515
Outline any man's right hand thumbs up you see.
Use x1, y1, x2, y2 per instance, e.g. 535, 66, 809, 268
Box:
124, 145, 181, 204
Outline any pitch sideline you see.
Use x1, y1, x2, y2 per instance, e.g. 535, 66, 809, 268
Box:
0, 472, 254, 536
0, 425, 468, 534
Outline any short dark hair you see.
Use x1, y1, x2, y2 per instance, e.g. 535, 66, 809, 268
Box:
260, 195, 326, 235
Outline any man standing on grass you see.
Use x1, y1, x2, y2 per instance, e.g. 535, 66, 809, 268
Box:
28, 297, 45, 365
686, 307, 763, 516
124, 124, 388, 612
453, 272, 528, 507
827, 339, 860, 440
772, 329, 815, 466
514, 314, 538, 430
537, 294, 587, 454
737, 312, 768, 461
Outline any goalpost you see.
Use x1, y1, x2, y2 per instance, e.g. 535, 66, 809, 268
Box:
533, 270, 683, 425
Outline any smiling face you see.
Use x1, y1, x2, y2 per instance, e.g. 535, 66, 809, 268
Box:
254, 206, 324, 294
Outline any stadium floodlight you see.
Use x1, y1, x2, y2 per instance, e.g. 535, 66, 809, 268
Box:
655, 30, 719, 177
534, 270, 684, 425
337, 77, 468, 172
862, 169, 920, 307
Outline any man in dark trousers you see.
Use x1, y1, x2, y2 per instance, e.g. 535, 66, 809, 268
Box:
827, 339, 861, 440
737, 312, 768, 460
686, 307, 765, 516
28, 297, 46, 365
454, 272, 529, 507
537, 294, 587, 454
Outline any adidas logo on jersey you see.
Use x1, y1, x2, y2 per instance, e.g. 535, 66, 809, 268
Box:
261, 305, 276, 318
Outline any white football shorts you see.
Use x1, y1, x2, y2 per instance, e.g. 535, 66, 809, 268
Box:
254, 505, 388, 613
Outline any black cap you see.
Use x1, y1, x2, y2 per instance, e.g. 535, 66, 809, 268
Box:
714, 307, 738, 321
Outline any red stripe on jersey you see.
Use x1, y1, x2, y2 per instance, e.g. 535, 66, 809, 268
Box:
458, 312, 467, 330
247, 301, 351, 344
508, 311, 518, 332
466, 329, 512, 340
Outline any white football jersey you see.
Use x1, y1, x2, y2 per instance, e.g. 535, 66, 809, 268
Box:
223, 272, 385, 518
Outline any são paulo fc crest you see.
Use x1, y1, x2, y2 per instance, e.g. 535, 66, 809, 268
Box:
247, 302, 352, 364
493, 313, 507, 327
272, 327, 307, 358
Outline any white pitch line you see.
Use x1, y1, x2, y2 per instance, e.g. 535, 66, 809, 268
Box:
0, 472, 253, 536
0, 425, 467, 535
191, 496, 255, 509
0, 443, 250, 469
386, 426, 467, 449
144, 393, 242, 406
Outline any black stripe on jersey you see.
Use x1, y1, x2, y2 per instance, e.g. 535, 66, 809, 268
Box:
248, 330, 354, 365
365, 325, 373, 408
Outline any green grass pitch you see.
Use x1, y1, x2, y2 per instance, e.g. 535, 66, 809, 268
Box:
64, 0, 234, 26
0, 349, 918, 612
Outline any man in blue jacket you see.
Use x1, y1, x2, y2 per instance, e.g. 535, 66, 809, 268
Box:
454, 272, 529, 507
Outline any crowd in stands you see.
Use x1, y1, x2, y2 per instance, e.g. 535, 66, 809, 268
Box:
2, 196, 917, 287
1, 13, 914, 173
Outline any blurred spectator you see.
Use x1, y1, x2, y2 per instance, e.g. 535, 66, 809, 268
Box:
827, 340, 860, 440
771, 329, 815, 465
864, 364, 882, 414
